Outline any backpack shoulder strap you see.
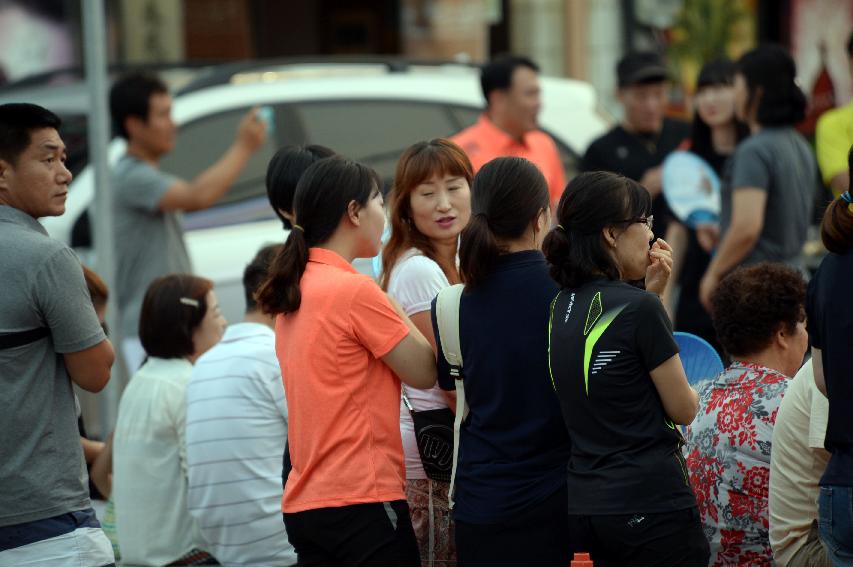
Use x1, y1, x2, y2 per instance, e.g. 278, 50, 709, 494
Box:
436, 284, 464, 372
435, 283, 467, 510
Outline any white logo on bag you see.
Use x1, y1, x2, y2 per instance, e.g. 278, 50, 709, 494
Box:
417, 425, 453, 468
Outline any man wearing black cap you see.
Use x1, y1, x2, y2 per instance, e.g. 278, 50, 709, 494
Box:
581, 51, 690, 240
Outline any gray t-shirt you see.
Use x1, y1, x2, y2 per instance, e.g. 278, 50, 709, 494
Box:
0, 205, 106, 527
721, 127, 816, 267
112, 155, 192, 337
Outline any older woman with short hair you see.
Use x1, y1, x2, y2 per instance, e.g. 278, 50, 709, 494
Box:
112, 274, 226, 566
686, 262, 808, 565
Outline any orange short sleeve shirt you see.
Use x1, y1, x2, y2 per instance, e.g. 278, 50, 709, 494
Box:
276, 248, 411, 513
451, 114, 567, 206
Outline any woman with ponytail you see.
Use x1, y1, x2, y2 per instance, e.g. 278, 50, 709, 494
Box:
265, 144, 335, 229
544, 171, 708, 566
431, 157, 571, 566
255, 157, 436, 566
807, 146, 853, 563
699, 45, 818, 310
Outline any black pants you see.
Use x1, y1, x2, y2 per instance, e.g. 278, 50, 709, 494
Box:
283, 500, 420, 567
570, 507, 710, 567
454, 484, 572, 567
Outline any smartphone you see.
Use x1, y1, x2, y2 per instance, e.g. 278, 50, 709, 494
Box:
256, 105, 275, 135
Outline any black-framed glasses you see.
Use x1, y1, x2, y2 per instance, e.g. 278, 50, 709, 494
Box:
619, 215, 654, 231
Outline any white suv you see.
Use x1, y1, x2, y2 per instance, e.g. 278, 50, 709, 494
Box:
5, 61, 609, 323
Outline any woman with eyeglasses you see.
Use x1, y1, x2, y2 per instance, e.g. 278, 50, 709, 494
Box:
544, 171, 708, 567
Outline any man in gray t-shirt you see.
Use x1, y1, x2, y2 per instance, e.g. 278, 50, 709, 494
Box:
112, 156, 189, 340
700, 45, 819, 311
720, 128, 816, 266
700, 126, 816, 311
109, 73, 266, 371
0, 104, 115, 563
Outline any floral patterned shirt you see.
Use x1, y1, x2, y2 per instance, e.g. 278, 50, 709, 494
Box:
685, 362, 790, 566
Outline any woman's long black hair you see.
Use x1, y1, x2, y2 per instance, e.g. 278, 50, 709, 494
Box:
266, 144, 336, 229
544, 171, 651, 289
736, 45, 806, 127
458, 157, 549, 287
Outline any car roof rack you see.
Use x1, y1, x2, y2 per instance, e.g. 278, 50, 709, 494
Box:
175, 56, 482, 95
0, 57, 481, 98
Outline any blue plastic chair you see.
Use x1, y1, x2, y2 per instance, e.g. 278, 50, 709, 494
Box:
674, 331, 724, 386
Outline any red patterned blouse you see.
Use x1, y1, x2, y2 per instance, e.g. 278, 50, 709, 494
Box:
685, 362, 790, 566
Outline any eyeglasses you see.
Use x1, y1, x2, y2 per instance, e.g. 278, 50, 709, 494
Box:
620, 215, 654, 231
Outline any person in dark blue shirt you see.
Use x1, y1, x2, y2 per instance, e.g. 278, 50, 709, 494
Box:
809, 169, 853, 563
431, 157, 572, 567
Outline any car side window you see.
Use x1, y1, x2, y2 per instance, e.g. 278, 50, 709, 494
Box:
447, 106, 481, 130
160, 107, 279, 229
290, 100, 462, 187
551, 135, 581, 180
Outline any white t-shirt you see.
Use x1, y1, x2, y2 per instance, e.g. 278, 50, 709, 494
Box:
113, 357, 207, 566
769, 362, 830, 566
186, 323, 297, 567
387, 249, 452, 480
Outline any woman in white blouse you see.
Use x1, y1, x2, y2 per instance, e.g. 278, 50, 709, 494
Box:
380, 139, 472, 567
112, 274, 226, 566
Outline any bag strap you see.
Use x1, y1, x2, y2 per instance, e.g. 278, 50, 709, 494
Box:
435, 284, 466, 510
401, 388, 413, 412
436, 284, 464, 372
0, 327, 49, 350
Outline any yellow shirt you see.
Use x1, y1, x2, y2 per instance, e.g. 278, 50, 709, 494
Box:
815, 102, 853, 194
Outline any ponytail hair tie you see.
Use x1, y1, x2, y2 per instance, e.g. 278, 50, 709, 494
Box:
841, 192, 853, 213
292, 224, 305, 232
473, 212, 490, 226
556, 224, 565, 231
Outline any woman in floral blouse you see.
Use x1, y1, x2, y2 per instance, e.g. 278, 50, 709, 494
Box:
686, 262, 808, 565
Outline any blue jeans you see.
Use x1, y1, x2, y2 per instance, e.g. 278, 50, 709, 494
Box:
819, 486, 853, 566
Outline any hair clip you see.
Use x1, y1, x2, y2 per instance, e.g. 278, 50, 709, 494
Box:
556, 224, 565, 231
179, 297, 199, 307
292, 224, 305, 232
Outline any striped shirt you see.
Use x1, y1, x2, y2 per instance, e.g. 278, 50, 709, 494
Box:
186, 323, 296, 566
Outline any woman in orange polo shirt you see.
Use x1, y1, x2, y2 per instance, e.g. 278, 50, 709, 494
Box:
256, 157, 437, 567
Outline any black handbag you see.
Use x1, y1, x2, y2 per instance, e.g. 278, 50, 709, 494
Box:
402, 391, 454, 483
